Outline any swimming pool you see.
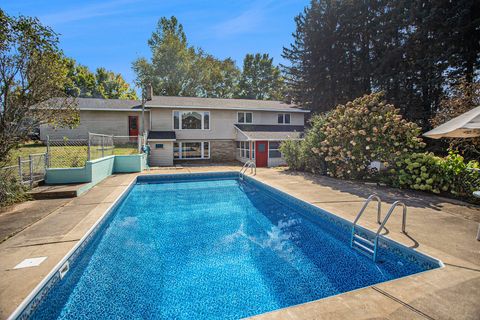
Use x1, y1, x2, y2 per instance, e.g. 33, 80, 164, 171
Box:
13, 172, 442, 320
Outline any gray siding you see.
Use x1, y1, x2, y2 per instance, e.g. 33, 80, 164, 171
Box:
40, 110, 150, 140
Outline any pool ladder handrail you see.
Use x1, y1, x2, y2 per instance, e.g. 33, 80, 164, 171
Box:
351, 195, 407, 261
239, 160, 256, 179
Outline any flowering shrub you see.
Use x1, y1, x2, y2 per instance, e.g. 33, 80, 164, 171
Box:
314, 93, 425, 179
390, 151, 479, 202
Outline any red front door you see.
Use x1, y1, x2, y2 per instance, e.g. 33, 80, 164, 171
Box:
255, 141, 268, 167
128, 116, 139, 136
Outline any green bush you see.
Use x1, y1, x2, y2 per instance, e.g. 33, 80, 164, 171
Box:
280, 114, 328, 173
0, 172, 30, 208
279, 140, 304, 170
390, 151, 479, 201
315, 93, 425, 179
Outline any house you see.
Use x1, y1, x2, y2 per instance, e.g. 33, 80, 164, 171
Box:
40, 96, 309, 167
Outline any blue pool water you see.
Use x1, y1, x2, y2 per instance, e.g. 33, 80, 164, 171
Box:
29, 174, 440, 320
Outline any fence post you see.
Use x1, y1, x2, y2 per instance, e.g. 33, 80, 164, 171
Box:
87, 132, 91, 161
18, 156, 22, 184
29, 154, 34, 188
101, 135, 104, 158
44, 152, 48, 169
46, 135, 50, 167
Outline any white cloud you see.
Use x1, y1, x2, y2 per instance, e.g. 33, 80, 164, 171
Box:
40, 0, 142, 25
212, 1, 274, 38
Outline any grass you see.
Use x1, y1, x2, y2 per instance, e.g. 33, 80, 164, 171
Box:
8, 142, 139, 168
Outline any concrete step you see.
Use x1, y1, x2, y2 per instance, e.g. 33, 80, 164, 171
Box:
28, 184, 87, 200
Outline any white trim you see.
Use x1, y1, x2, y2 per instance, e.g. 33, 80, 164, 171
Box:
173, 141, 210, 160
147, 104, 310, 113
79, 108, 149, 112
277, 113, 292, 124
148, 139, 176, 142
236, 111, 253, 124
172, 110, 211, 130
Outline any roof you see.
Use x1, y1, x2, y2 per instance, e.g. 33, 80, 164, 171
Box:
146, 96, 309, 113
74, 98, 143, 111
423, 106, 480, 139
147, 131, 176, 140
43, 97, 143, 111
235, 124, 305, 141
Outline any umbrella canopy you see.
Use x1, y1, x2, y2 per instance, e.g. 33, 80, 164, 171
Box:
423, 106, 480, 139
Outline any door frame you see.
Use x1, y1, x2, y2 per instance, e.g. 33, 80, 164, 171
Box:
128, 116, 139, 136
255, 140, 268, 167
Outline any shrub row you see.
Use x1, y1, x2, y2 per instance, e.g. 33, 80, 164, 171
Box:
280, 93, 480, 203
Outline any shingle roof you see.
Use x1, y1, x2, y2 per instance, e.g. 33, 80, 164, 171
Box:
74, 98, 142, 110
146, 96, 309, 113
147, 131, 176, 140
43, 97, 143, 111
235, 124, 305, 140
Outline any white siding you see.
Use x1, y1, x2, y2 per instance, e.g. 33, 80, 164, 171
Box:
248, 111, 304, 126
268, 157, 286, 167
149, 108, 305, 139
148, 141, 173, 166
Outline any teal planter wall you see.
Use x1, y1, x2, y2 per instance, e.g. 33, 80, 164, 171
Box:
45, 167, 90, 184
114, 154, 146, 173
45, 155, 144, 189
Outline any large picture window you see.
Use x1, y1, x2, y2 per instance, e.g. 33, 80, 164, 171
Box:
174, 141, 210, 159
236, 141, 253, 159
237, 112, 253, 124
173, 111, 210, 130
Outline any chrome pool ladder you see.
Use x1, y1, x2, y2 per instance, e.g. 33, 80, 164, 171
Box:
239, 160, 256, 180
351, 195, 407, 261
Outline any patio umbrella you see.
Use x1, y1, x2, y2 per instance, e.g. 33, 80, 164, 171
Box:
423, 106, 480, 240
423, 106, 480, 139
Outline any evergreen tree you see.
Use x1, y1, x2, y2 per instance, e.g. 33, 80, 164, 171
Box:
283, 0, 480, 125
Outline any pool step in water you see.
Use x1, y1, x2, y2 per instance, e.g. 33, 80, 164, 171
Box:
352, 234, 375, 258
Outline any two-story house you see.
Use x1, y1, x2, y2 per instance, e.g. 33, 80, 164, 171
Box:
40, 96, 309, 167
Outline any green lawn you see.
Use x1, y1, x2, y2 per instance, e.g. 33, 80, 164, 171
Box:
8, 142, 139, 168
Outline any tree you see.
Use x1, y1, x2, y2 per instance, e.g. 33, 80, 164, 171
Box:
95, 68, 138, 100
237, 53, 285, 100
132, 16, 241, 98
283, 0, 480, 125
64, 58, 137, 99
64, 58, 96, 98
0, 10, 79, 166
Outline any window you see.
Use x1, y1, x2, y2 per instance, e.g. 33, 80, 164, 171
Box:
237, 112, 253, 124
269, 141, 282, 158
129, 116, 138, 129
155, 144, 164, 149
173, 111, 210, 130
173, 141, 210, 159
237, 141, 253, 159
278, 113, 291, 124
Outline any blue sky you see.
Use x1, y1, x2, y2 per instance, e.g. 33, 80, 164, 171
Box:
2, 0, 309, 89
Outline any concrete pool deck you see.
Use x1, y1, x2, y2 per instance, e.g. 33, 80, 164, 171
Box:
0, 166, 478, 319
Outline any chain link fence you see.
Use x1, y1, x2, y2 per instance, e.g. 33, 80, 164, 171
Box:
46, 133, 144, 168
0, 153, 47, 188
46, 137, 88, 168
88, 133, 114, 161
